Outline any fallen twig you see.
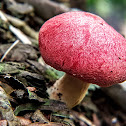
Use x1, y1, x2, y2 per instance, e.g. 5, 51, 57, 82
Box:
0, 10, 32, 44
0, 40, 20, 62
5, 13, 38, 40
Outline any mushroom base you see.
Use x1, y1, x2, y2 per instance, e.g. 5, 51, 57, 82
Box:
47, 73, 90, 108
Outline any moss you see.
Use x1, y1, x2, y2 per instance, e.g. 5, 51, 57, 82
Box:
45, 69, 59, 81
0, 63, 20, 74
44, 67, 65, 81
0, 64, 5, 73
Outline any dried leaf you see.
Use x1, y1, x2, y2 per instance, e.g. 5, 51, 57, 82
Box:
17, 116, 32, 126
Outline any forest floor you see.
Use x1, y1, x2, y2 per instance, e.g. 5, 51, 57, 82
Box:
0, 0, 126, 126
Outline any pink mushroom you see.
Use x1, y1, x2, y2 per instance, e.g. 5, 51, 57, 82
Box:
39, 11, 126, 108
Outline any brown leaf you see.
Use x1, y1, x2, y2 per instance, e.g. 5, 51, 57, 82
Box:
27, 87, 36, 92
17, 116, 32, 126
31, 110, 49, 124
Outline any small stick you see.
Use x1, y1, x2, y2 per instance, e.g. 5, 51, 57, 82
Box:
0, 10, 32, 44
9, 25, 32, 44
0, 40, 20, 62
0, 11, 8, 22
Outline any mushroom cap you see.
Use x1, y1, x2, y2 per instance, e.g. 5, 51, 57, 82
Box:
39, 11, 126, 87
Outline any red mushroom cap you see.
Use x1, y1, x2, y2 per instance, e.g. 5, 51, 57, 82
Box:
39, 11, 126, 87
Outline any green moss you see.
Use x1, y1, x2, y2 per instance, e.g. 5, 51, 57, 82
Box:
45, 69, 59, 81
45, 68, 65, 81
14, 103, 38, 116
0, 64, 5, 73
43, 99, 51, 106
0, 63, 20, 74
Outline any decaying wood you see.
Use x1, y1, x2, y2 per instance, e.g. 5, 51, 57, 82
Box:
4, 0, 34, 15
15, 0, 70, 20
0, 61, 70, 125
1, 0, 126, 125
0, 61, 63, 102
0, 43, 38, 61
0, 40, 20, 62
0, 86, 21, 126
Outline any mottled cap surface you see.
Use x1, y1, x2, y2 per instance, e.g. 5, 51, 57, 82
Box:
39, 11, 126, 87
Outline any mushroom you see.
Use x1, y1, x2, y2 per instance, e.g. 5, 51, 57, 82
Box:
39, 11, 126, 108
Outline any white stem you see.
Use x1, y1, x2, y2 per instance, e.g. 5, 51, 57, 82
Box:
47, 73, 90, 108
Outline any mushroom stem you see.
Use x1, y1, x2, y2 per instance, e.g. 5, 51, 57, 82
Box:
47, 73, 90, 108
